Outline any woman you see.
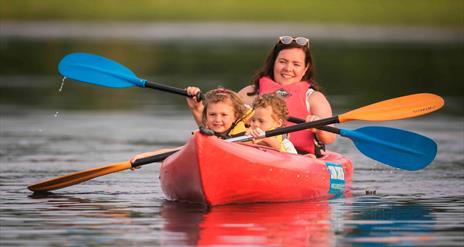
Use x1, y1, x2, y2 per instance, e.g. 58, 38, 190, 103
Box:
238, 36, 336, 155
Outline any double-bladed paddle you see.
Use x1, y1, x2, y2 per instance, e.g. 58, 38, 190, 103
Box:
58, 52, 444, 123
28, 123, 437, 193
28, 112, 439, 193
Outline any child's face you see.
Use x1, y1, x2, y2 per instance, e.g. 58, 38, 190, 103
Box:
250, 106, 282, 131
205, 102, 236, 134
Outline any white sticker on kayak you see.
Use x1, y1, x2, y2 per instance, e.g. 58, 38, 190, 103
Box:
326, 162, 345, 195
328, 165, 345, 180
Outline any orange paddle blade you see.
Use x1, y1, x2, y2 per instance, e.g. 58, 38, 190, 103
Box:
28, 161, 132, 192
338, 93, 444, 123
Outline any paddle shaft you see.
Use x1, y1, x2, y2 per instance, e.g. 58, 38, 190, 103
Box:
287, 116, 340, 134
145, 81, 204, 100
145, 81, 187, 97
132, 149, 178, 168
226, 116, 340, 143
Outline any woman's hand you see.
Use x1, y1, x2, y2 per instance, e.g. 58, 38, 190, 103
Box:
306, 91, 336, 144
305, 114, 321, 133
305, 113, 337, 144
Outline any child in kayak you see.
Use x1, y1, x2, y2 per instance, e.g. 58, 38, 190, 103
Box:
197, 87, 252, 138
130, 87, 251, 163
247, 93, 297, 154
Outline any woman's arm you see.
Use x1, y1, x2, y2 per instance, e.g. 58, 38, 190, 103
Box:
306, 91, 337, 144
238, 85, 257, 106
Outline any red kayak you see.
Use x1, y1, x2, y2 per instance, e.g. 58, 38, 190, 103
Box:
160, 132, 353, 206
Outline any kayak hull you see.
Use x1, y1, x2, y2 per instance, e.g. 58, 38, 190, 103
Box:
160, 132, 353, 206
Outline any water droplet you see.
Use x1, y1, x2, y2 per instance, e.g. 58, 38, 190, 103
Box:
59, 77, 66, 92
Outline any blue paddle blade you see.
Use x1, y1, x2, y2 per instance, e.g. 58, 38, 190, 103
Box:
58, 52, 146, 88
340, 126, 437, 171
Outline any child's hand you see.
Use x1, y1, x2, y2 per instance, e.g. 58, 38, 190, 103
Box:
130, 149, 174, 165
130, 152, 152, 164
247, 128, 281, 149
186, 86, 203, 110
246, 128, 266, 144
247, 128, 264, 138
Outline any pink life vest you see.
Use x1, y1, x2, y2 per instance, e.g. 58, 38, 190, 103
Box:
258, 76, 316, 154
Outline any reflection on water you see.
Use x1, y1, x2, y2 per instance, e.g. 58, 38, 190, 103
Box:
159, 197, 463, 246
161, 200, 333, 246
4, 191, 461, 246
341, 198, 436, 246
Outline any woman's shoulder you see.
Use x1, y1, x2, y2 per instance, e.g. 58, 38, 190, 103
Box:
307, 89, 327, 101
307, 90, 332, 114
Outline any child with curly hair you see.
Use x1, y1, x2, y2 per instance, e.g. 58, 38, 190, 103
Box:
247, 93, 297, 153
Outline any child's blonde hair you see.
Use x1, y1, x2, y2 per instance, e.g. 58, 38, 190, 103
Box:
252, 93, 288, 125
201, 87, 248, 125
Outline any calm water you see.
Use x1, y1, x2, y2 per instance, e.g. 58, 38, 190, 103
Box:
1, 103, 463, 246
1, 27, 464, 246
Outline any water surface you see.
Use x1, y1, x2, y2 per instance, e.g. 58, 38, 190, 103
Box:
1, 105, 463, 246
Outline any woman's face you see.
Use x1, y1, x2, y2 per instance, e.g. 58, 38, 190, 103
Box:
205, 101, 236, 134
273, 48, 309, 85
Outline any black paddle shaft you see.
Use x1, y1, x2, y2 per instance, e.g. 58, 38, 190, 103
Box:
131, 149, 178, 168
287, 116, 341, 134
145, 81, 204, 100
265, 116, 340, 138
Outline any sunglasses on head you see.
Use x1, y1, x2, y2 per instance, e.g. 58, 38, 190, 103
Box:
278, 36, 310, 48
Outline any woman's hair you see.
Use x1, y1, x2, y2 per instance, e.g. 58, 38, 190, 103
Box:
252, 93, 288, 126
201, 87, 248, 125
248, 36, 320, 96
